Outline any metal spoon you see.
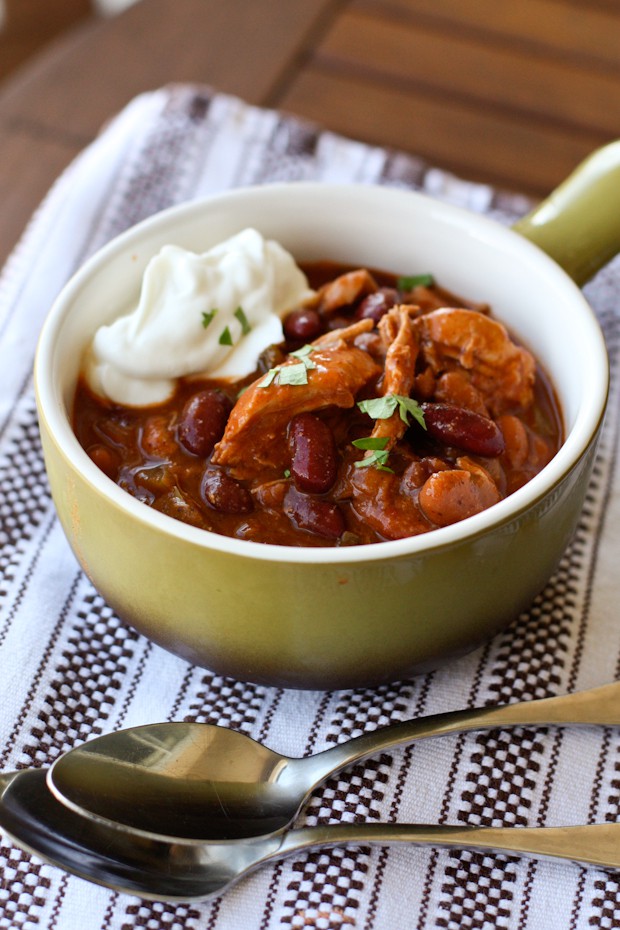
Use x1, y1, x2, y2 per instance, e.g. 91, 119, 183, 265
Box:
48, 680, 620, 842
2, 769, 620, 902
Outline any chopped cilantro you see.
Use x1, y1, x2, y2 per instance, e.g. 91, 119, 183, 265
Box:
258, 369, 278, 388
257, 346, 317, 388
397, 273, 434, 290
219, 326, 234, 346
277, 362, 309, 386
234, 305, 252, 335
201, 308, 218, 328
352, 435, 393, 472
289, 344, 317, 371
358, 394, 426, 429
352, 436, 391, 451
290, 345, 313, 360
395, 396, 427, 429
357, 396, 398, 421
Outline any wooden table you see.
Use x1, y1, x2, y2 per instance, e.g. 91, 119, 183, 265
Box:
1, 0, 618, 268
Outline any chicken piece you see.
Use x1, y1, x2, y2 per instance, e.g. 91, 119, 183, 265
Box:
348, 464, 433, 540
317, 269, 378, 314
347, 451, 501, 540
362, 305, 419, 449
348, 307, 428, 539
379, 307, 418, 394
313, 318, 374, 346
434, 371, 488, 416
414, 308, 535, 416
212, 344, 380, 479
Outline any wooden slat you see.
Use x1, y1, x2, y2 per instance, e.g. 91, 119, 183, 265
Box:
0, 0, 92, 82
315, 9, 620, 136
279, 67, 605, 196
0, 0, 337, 134
3, 0, 92, 35
354, 0, 620, 72
0, 0, 337, 266
1, 0, 618, 264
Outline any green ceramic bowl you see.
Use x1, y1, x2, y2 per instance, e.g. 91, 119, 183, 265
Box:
34, 144, 619, 689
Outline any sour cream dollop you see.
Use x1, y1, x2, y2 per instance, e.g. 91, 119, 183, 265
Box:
85, 228, 314, 406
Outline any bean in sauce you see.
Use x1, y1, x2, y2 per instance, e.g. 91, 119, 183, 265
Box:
73, 261, 563, 547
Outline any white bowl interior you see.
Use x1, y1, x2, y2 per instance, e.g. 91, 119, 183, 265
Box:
36, 183, 609, 562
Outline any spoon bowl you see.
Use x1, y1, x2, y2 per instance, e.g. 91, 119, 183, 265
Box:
0, 770, 244, 901
50, 723, 304, 841
4, 769, 620, 902
48, 680, 620, 842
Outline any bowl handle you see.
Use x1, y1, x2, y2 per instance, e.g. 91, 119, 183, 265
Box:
513, 140, 620, 286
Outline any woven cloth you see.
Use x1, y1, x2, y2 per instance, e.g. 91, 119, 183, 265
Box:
1, 84, 620, 930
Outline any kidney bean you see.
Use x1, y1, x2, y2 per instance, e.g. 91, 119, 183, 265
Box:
285, 487, 345, 540
178, 389, 233, 457
355, 287, 399, 323
283, 307, 323, 341
201, 468, 253, 514
421, 403, 505, 457
288, 413, 338, 493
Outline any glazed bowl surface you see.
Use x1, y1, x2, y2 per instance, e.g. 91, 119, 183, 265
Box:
34, 175, 610, 689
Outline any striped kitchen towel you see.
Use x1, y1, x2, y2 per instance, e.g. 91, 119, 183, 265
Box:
1, 84, 620, 930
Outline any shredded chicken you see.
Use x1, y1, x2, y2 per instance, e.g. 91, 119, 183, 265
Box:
348, 307, 431, 539
414, 307, 535, 416
212, 343, 380, 479
316, 269, 377, 314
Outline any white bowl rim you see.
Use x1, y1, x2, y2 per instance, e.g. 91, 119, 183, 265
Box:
34, 181, 610, 565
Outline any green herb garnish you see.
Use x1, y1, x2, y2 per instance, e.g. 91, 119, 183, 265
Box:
257, 345, 316, 388
358, 394, 426, 429
234, 305, 252, 335
289, 344, 317, 370
352, 436, 391, 451
357, 396, 396, 421
258, 369, 278, 388
201, 308, 218, 328
397, 273, 434, 290
277, 362, 310, 386
219, 326, 234, 346
352, 436, 393, 472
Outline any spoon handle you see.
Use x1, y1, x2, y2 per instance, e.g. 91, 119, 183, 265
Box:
310, 680, 620, 782
280, 821, 620, 871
